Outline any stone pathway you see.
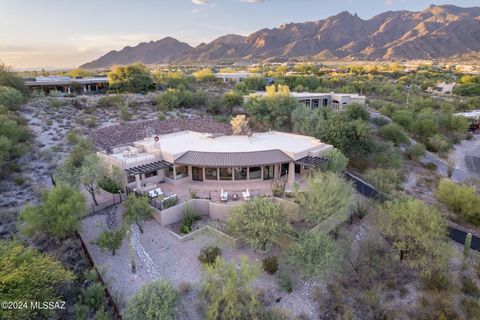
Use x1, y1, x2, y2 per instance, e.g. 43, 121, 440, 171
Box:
130, 224, 161, 279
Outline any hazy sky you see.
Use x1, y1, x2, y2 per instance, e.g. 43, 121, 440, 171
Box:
0, 0, 478, 69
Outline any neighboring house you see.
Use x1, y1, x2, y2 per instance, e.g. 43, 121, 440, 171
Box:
245, 91, 366, 111
454, 110, 480, 132
97, 131, 332, 193
24, 76, 109, 94
215, 72, 261, 84
430, 82, 455, 95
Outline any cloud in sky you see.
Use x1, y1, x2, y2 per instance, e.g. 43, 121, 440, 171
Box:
192, 0, 209, 5
241, 0, 268, 3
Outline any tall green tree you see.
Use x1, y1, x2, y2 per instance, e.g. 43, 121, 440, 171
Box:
0, 241, 74, 319
200, 257, 262, 320
228, 197, 291, 251
123, 195, 153, 233
124, 280, 179, 320
95, 229, 125, 256
296, 171, 356, 225
19, 184, 86, 240
108, 63, 154, 93
79, 154, 108, 206
374, 198, 450, 273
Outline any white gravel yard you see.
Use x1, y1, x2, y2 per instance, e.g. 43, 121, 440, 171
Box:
81, 209, 320, 319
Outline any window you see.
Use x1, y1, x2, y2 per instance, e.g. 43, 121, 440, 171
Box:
127, 175, 136, 183
249, 167, 261, 180
263, 165, 274, 180
165, 167, 174, 179
234, 167, 247, 180
322, 98, 328, 107
219, 168, 232, 181
145, 171, 158, 179
205, 167, 218, 180
175, 165, 188, 179
312, 99, 319, 108
281, 163, 289, 176
295, 164, 301, 174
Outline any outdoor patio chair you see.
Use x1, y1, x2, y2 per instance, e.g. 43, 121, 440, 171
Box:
154, 187, 164, 196
220, 189, 229, 202
242, 189, 250, 200
149, 190, 159, 198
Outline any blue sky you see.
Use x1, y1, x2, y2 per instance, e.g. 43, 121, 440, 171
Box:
0, 0, 478, 68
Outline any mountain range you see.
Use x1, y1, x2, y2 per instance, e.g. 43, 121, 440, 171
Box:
81, 5, 480, 68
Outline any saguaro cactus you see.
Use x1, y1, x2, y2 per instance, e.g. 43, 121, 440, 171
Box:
464, 232, 472, 257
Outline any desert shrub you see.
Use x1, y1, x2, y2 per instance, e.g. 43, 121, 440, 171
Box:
198, 246, 221, 265
323, 148, 348, 172
0, 86, 24, 110
284, 232, 342, 279
391, 109, 414, 129
277, 270, 295, 293
157, 111, 166, 121
378, 123, 409, 146
426, 134, 451, 154
296, 171, 355, 225
228, 197, 291, 251
82, 282, 105, 310
262, 256, 279, 275
364, 168, 401, 194
98, 176, 122, 194
271, 179, 285, 197
162, 196, 178, 209
461, 298, 480, 319
119, 104, 132, 121
371, 116, 389, 127
421, 271, 452, 292
200, 257, 263, 320
435, 178, 480, 225
424, 162, 437, 171
345, 103, 370, 121
405, 143, 426, 160
96, 95, 126, 108
0, 240, 75, 319
179, 205, 201, 234
461, 276, 480, 297
221, 90, 243, 113
124, 280, 179, 320
371, 140, 403, 169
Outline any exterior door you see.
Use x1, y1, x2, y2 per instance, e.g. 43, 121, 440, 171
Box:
192, 167, 203, 181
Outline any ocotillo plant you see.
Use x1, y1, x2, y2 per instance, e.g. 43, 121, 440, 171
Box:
464, 232, 472, 257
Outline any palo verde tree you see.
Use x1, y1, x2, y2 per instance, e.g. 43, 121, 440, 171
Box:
373, 198, 450, 273
228, 197, 291, 251
200, 256, 263, 320
108, 63, 155, 93
296, 171, 356, 225
0, 240, 74, 319
284, 232, 343, 279
18, 184, 86, 240
323, 148, 348, 173
79, 154, 108, 206
123, 194, 153, 233
124, 280, 179, 320
95, 229, 125, 256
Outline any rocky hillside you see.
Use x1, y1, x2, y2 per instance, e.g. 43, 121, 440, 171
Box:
81, 5, 480, 68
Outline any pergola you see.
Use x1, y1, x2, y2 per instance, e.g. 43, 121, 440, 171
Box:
125, 160, 172, 176
295, 156, 328, 168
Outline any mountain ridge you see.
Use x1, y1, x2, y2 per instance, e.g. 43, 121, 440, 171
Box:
80, 5, 480, 68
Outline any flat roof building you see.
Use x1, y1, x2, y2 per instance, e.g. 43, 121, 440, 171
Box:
24, 76, 109, 94
245, 91, 366, 111
98, 130, 332, 195
215, 72, 261, 84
